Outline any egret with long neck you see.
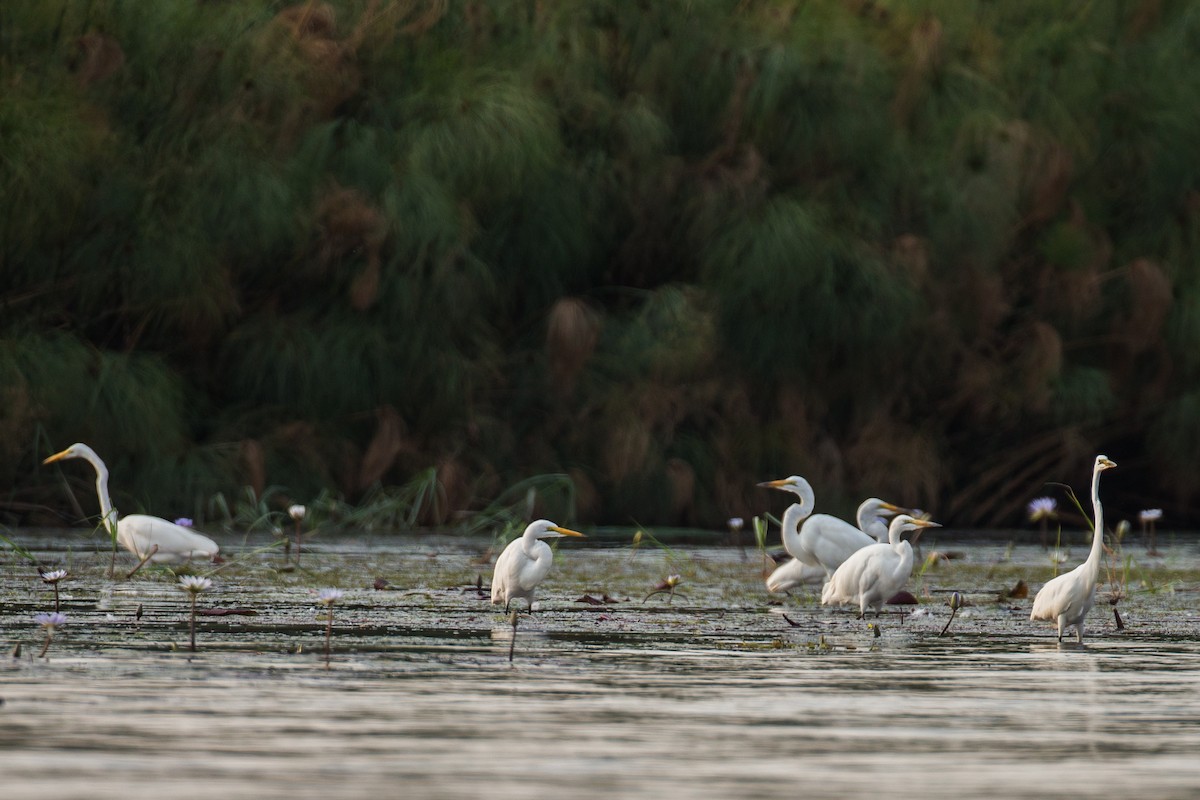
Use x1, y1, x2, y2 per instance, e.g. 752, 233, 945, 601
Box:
491, 519, 586, 613
820, 514, 941, 618
43, 443, 220, 565
1030, 455, 1117, 644
761, 482, 826, 592
759, 477, 907, 577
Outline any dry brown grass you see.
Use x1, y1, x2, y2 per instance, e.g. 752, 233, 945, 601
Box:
357, 406, 410, 490
314, 184, 388, 309
844, 411, 942, 509
891, 234, 930, 285
892, 14, 943, 124
72, 33, 125, 88
665, 457, 696, 524
546, 298, 602, 388
1118, 258, 1173, 354
1013, 320, 1063, 413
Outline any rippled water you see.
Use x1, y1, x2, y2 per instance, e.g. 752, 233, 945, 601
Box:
3, 531, 1200, 799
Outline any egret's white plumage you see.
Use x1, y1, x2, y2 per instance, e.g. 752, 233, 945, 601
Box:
759, 476, 907, 579
43, 443, 220, 564
820, 514, 941, 618
491, 519, 585, 613
1029, 455, 1117, 644
765, 557, 826, 593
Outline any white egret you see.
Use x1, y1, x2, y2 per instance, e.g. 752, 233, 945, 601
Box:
820, 514, 941, 618
759, 476, 908, 577
1030, 455, 1117, 643
43, 443, 220, 564
765, 556, 826, 593
491, 519, 585, 613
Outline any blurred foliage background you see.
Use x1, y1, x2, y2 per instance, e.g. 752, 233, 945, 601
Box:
3, 0, 1200, 530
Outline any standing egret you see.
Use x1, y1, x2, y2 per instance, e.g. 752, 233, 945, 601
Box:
820, 514, 941, 618
43, 443, 220, 564
491, 519, 585, 613
759, 476, 908, 577
1029, 455, 1117, 643
759, 477, 823, 592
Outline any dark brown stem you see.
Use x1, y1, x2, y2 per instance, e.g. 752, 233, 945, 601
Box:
53, 584, 60, 612
189, 594, 197, 652
324, 610, 333, 669
126, 544, 159, 580
38, 631, 52, 658
939, 608, 959, 637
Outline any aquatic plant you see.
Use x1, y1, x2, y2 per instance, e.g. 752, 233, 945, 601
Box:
289, 504, 307, 565
1139, 509, 1163, 555
752, 515, 769, 575
0, 532, 38, 564
643, 574, 685, 604
939, 592, 964, 637
1027, 497, 1058, 549
39, 568, 67, 612
34, 611, 67, 658
316, 587, 343, 668
179, 575, 213, 653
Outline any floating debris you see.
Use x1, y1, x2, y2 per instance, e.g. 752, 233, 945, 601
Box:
196, 607, 259, 616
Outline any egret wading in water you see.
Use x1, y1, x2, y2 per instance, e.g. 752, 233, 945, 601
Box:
759, 476, 908, 580
43, 443, 220, 565
820, 514, 941, 618
491, 519, 585, 613
1030, 455, 1117, 644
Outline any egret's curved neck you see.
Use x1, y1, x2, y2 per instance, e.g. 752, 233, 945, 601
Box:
80, 448, 118, 533
886, 521, 904, 547
855, 502, 876, 535
1084, 465, 1106, 577
857, 502, 888, 542
779, 503, 808, 556
790, 480, 815, 518
521, 528, 543, 557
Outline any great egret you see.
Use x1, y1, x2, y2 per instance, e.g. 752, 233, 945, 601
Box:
491, 519, 585, 613
43, 443, 220, 564
1029, 455, 1117, 643
820, 514, 941, 618
759, 476, 907, 577
765, 556, 826, 593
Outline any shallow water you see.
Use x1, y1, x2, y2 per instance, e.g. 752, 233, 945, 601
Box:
3, 530, 1200, 799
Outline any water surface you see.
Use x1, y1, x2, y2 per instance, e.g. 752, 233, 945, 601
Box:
2, 531, 1200, 798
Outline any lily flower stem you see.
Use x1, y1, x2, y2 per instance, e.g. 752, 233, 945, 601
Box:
324, 610, 333, 669
939, 608, 959, 637
38, 630, 53, 658
189, 594, 197, 652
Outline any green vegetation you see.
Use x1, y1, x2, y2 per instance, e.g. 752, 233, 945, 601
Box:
4, 1, 1200, 529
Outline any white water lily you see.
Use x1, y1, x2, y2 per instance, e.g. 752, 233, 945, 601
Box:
179, 575, 213, 594
316, 588, 344, 607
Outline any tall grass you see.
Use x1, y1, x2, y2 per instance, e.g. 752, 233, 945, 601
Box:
5, 0, 1200, 528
